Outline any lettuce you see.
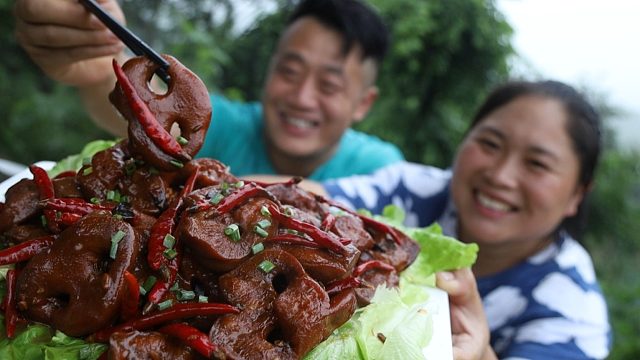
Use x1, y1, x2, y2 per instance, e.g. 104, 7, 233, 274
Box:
0, 322, 107, 360
48, 139, 117, 178
305, 205, 478, 359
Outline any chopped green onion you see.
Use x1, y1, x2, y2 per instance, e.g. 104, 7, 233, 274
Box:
82, 167, 93, 176
224, 224, 241, 242
106, 190, 115, 201
90, 197, 101, 204
141, 276, 157, 295
254, 226, 268, 238
170, 160, 184, 168
260, 206, 271, 217
149, 167, 159, 175
40, 215, 47, 227
170, 282, 180, 292
120, 195, 130, 204
111, 230, 126, 242
233, 181, 245, 188
258, 260, 276, 273
220, 182, 230, 191
163, 234, 176, 249
198, 295, 209, 303
252, 243, 264, 254
177, 136, 189, 145
177, 290, 196, 301
209, 192, 224, 205
109, 230, 126, 259
286, 229, 300, 236
158, 299, 174, 311
163, 248, 178, 260
257, 219, 271, 229
55, 211, 62, 220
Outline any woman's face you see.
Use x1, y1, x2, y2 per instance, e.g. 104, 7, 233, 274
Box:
451, 95, 584, 248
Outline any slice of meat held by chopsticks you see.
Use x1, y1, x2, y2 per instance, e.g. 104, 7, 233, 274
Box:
109, 56, 212, 172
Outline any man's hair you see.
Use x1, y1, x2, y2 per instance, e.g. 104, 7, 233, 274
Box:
287, 0, 390, 66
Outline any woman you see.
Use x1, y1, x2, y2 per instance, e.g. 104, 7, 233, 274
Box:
318, 80, 611, 359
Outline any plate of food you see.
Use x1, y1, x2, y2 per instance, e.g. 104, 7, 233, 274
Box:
0, 54, 476, 359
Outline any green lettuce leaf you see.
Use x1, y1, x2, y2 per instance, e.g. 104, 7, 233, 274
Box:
306, 205, 478, 359
0, 322, 107, 360
48, 139, 117, 177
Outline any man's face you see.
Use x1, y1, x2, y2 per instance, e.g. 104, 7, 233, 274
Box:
262, 17, 378, 166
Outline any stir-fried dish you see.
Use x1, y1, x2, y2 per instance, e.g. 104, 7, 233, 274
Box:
0, 55, 421, 359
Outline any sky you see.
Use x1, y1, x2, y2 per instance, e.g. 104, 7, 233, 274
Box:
496, 0, 640, 149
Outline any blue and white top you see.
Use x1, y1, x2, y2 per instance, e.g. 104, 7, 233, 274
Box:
323, 162, 612, 359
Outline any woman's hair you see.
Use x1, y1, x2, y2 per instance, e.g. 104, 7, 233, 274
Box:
470, 80, 602, 239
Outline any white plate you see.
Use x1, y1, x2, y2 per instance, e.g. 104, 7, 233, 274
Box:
422, 287, 453, 359
0, 160, 453, 360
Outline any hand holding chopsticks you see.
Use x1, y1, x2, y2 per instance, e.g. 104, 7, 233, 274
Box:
78, 0, 171, 84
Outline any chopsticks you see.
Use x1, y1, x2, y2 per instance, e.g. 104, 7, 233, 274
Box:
78, 0, 171, 83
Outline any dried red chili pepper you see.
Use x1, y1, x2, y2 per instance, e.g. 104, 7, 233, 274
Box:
353, 260, 396, 277
53, 170, 77, 179
0, 236, 55, 266
112, 59, 190, 161
147, 206, 180, 271
159, 323, 218, 358
57, 212, 84, 226
265, 233, 322, 248
317, 196, 404, 244
29, 165, 54, 199
215, 185, 274, 214
266, 204, 349, 255
122, 271, 140, 321
148, 167, 199, 271
43, 197, 115, 216
321, 213, 336, 232
42, 209, 61, 233
90, 302, 240, 342
5, 269, 19, 338
189, 183, 275, 214
146, 246, 181, 310
325, 276, 366, 296
249, 176, 303, 188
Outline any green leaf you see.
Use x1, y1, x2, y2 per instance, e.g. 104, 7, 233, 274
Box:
48, 139, 118, 177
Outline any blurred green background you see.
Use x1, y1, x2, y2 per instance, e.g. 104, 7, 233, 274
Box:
0, 0, 638, 357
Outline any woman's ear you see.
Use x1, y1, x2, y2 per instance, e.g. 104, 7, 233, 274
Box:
564, 182, 593, 217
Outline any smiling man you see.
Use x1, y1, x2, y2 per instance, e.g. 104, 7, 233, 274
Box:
198, 0, 403, 179
14, 0, 403, 180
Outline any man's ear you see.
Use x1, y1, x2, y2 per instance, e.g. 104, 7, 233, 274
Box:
352, 86, 379, 123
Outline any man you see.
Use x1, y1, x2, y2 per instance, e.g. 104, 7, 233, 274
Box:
14, 0, 403, 180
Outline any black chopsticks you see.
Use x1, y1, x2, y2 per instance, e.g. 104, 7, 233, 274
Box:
78, 0, 171, 83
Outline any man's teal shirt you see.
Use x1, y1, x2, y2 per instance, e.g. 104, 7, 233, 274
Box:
196, 95, 404, 181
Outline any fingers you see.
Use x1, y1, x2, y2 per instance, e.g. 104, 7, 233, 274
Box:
13, 0, 126, 85
15, 0, 99, 28
438, 268, 494, 360
437, 268, 478, 301
15, 18, 120, 49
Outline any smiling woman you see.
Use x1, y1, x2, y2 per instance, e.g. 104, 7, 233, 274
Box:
321, 80, 611, 359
